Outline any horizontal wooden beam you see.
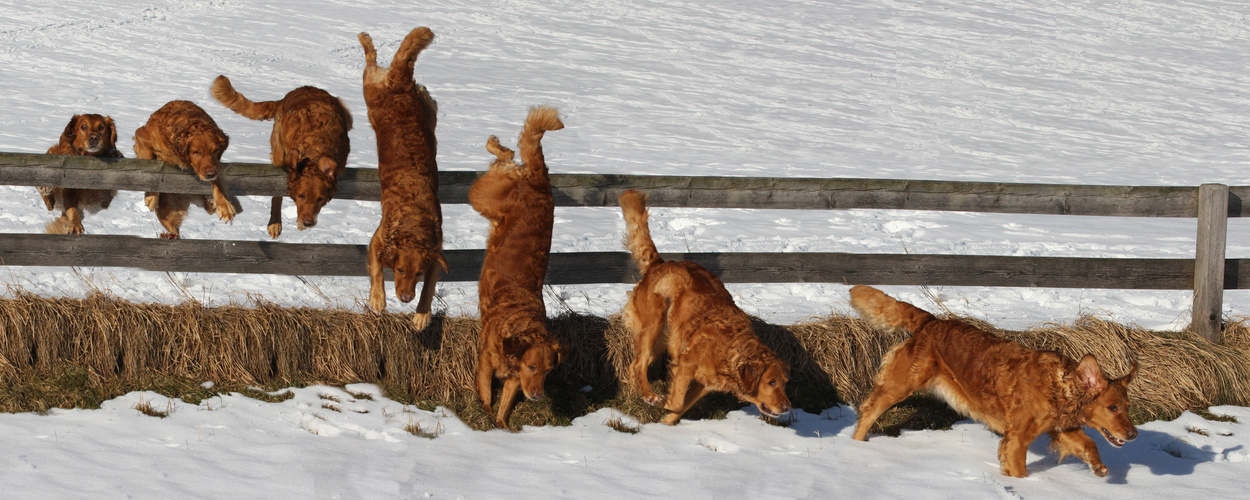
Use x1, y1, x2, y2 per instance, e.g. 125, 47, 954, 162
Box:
0, 233, 1213, 290
0, 152, 1235, 216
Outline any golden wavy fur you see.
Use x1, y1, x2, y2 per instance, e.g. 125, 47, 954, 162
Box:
619, 189, 791, 425
133, 100, 234, 239
211, 76, 352, 239
40, 114, 121, 235
359, 27, 445, 330
849, 285, 1139, 477
470, 106, 565, 429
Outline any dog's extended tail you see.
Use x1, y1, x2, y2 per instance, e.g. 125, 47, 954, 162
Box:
386, 27, 435, 89
518, 105, 563, 175
210, 76, 279, 121
619, 189, 663, 274
849, 285, 937, 333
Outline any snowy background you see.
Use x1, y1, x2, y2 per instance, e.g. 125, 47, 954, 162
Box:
1, 0, 1249, 497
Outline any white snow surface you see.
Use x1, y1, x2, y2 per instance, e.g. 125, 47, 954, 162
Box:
2, 0, 1250, 497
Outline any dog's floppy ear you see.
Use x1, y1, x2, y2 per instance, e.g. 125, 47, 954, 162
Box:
105, 116, 118, 146
1076, 354, 1108, 394
503, 336, 528, 359
317, 157, 337, 178
1121, 360, 1138, 385
738, 362, 764, 395
60, 115, 81, 144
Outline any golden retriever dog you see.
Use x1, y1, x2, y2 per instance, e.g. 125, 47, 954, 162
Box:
359, 27, 445, 330
619, 189, 791, 425
470, 106, 565, 429
39, 114, 122, 234
133, 100, 235, 239
210, 76, 352, 239
849, 285, 1139, 477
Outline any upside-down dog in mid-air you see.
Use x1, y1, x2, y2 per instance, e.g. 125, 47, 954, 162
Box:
359, 27, 446, 330
849, 285, 1139, 477
211, 75, 352, 239
619, 189, 791, 425
40, 114, 122, 234
470, 105, 565, 430
133, 100, 236, 239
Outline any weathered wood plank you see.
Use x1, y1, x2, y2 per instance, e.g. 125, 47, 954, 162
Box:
0, 233, 1201, 289
0, 152, 1225, 216
1193, 184, 1229, 342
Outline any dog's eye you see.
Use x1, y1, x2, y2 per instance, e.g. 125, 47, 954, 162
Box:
80, 124, 88, 130
1109, 405, 1119, 412
527, 364, 537, 371
396, 268, 405, 273
298, 194, 306, 200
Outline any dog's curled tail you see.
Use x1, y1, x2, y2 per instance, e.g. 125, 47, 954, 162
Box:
619, 189, 663, 274
210, 76, 279, 121
518, 105, 563, 175
849, 285, 936, 333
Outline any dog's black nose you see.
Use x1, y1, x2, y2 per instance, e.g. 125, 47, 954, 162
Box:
1126, 428, 1138, 441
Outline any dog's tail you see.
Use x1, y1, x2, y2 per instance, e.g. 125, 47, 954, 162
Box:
386, 27, 435, 89
518, 105, 564, 175
849, 285, 936, 333
45, 216, 73, 235
210, 76, 279, 121
619, 189, 663, 274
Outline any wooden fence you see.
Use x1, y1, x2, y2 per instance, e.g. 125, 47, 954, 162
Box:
0, 152, 1243, 343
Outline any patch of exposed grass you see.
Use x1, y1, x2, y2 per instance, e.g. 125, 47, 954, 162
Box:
133, 396, 172, 418
404, 417, 442, 439
1186, 426, 1210, 436
603, 412, 640, 434
1194, 408, 1239, 423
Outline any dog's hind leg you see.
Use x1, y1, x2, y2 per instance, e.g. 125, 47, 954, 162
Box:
852, 342, 933, 441
623, 289, 666, 404
1049, 429, 1108, 477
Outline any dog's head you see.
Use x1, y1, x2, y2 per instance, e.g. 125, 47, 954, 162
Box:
378, 230, 446, 303
175, 129, 229, 181
739, 358, 792, 419
1077, 354, 1138, 447
503, 335, 564, 401
59, 114, 118, 155
288, 157, 340, 230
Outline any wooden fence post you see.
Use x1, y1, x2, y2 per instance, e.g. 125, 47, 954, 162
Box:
1193, 183, 1228, 344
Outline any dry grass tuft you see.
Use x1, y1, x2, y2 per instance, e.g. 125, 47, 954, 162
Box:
3, 292, 1250, 428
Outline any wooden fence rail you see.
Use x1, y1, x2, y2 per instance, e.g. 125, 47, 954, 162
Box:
0, 153, 1239, 343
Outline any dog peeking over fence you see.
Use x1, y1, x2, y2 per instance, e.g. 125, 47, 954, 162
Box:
40, 114, 123, 235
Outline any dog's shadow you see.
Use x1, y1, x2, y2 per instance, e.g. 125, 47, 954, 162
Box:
1027, 428, 1226, 482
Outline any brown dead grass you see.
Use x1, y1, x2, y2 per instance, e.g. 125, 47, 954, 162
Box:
2, 291, 1248, 427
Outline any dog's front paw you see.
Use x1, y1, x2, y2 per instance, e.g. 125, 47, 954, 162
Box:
412, 312, 431, 330
642, 393, 664, 406
369, 290, 387, 313
215, 201, 236, 223
160, 232, 180, 240
68, 222, 85, 235
267, 223, 282, 239
661, 413, 682, 425
1091, 463, 1108, 477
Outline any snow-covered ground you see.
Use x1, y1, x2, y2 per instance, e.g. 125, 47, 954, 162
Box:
2, 0, 1249, 497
